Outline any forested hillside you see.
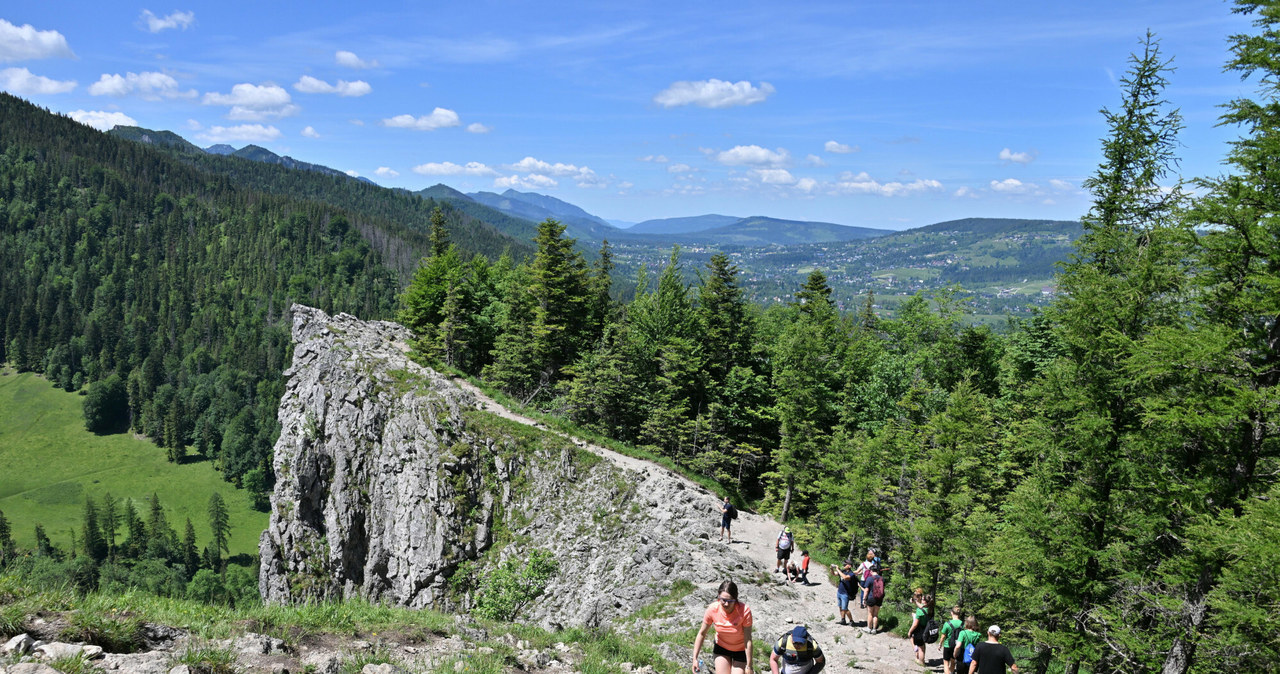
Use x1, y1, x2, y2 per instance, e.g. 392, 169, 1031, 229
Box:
0, 93, 524, 508
397, 29, 1279, 673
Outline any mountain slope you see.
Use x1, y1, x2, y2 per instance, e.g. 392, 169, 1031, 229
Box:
467, 190, 616, 242
626, 214, 740, 234
108, 126, 205, 155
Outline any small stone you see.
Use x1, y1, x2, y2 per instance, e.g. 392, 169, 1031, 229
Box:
168, 666, 192, 674
2, 634, 35, 655
35, 643, 88, 660
351, 641, 371, 651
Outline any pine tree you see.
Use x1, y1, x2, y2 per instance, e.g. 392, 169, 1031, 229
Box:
34, 523, 56, 558
100, 492, 119, 560
181, 517, 200, 580
82, 497, 107, 563
208, 492, 230, 561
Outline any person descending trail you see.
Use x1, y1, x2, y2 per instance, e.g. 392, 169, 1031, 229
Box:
693, 580, 754, 674
774, 527, 795, 573
940, 606, 965, 674
770, 626, 825, 674
720, 497, 736, 543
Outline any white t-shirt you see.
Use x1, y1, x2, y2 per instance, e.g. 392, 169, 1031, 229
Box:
857, 560, 874, 580
778, 532, 793, 549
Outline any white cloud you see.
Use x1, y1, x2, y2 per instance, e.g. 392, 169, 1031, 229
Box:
301, 126, 320, 138
335, 50, 378, 69
89, 71, 195, 99
0, 19, 74, 62
999, 147, 1036, 164
654, 79, 774, 108
953, 186, 977, 198
204, 83, 298, 120
139, 10, 194, 33
293, 75, 371, 97
0, 67, 75, 94
795, 177, 817, 193
506, 156, 594, 177
715, 145, 790, 167
374, 167, 399, 178
824, 140, 858, 154
667, 163, 693, 173
412, 161, 497, 176
1049, 179, 1073, 191
348, 119, 364, 126
195, 124, 282, 143
834, 171, 943, 197
345, 170, 359, 178
495, 174, 558, 190
466, 122, 490, 133
67, 110, 137, 131
640, 154, 669, 163
382, 109, 461, 131
752, 168, 797, 185
990, 178, 1036, 193
805, 154, 826, 167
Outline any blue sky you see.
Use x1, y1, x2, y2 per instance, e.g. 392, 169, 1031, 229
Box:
0, 1, 1257, 230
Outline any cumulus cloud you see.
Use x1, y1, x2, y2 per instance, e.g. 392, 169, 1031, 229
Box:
0, 67, 75, 94
639, 155, 669, 163
195, 124, 282, 143
1049, 179, 1073, 191
715, 145, 790, 167
89, 71, 196, 99
335, 50, 378, 69
374, 167, 399, 178
953, 186, 977, 198
495, 174, 558, 190
990, 178, 1036, 193
0, 19, 75, 62
293, 75, 371, 97
204, 83, 298, 120
139, 10, 194, 33
382, 109, 461, 131
466, 122, 490, 133
824, 140, 858, 154
667, 163, 693, 174
505, 156, 592, 177
345, 170, 360, 178
301, 126, 320, 138
805, 154, 826, 167
68, 110, 138, 131
834, 171, 943, 197
999, 147, 1036, 164
412, 161, 497, 177
752, 168, 797, 185
795, 177, 817, 193
654, 79, 774, 108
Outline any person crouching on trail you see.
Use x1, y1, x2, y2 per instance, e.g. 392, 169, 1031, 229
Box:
770, 626, 825, 674
693, 580, 754, 674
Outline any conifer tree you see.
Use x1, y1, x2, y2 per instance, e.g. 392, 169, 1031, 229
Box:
82, 497, 107, 563
100, 492, 119, 560
0, 509, 12, 562
208, 492, 230, 560
181, 517, 200, 579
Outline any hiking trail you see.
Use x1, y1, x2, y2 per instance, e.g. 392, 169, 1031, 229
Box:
454, 378, 939, 674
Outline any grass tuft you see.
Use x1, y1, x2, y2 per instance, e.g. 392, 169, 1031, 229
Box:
339, 645, 395, 674
48, 653, 93, 674
171, 644, 239, 674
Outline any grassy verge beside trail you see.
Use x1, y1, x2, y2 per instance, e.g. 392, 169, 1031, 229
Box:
0, 370, 268, 557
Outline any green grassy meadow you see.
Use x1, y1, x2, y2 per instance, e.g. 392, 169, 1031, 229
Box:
0, 370, 268, 558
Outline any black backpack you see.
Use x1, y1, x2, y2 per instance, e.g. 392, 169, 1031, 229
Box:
726, 503, 738, 520
924, 616, 941, 644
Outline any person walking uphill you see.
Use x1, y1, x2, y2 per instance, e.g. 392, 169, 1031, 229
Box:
693, 581, 754, 674
720, 497, 737, 543
770, 626, 825, 674
969, 625, 1019, 674
774, 527, 795, 573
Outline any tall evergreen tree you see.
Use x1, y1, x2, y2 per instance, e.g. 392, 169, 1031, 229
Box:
208, 492, 230, 561
181, 517, 200, 580
82, 497, 107, 563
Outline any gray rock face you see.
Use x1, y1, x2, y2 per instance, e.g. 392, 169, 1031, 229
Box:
260, 306, 741, 627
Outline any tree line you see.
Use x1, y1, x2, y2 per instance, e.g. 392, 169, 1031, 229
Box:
398, 19, 1278, 673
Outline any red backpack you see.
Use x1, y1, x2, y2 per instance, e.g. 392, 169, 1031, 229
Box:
869, 575, 885, 603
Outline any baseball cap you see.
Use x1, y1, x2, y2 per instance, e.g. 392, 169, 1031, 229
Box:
791, 626, 810, 646
988, 625, 1001, 635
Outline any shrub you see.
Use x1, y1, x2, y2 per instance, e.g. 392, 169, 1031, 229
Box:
474, 549, 558, 622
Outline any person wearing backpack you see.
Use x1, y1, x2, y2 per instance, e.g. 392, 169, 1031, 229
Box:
969, 625, 1019, 674
720, 497, 736, 543
954, 616, 983, 670
905, 592, 935, 666
769, 625, 825, 674
855, 550, 875, 608
862, 565, 885, 633
939, 606, 965, 674
774, 527, 794, 573
832, 562, 858, 625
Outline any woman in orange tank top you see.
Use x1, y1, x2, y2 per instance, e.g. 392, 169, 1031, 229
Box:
692, 580, 754, 674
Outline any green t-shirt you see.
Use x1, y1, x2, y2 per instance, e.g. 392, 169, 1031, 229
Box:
940, 618, 964, 647
956, 629, 983, 654
913, 607, 929, 632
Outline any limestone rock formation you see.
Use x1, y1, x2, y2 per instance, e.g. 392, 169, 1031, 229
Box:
260, 305, 739, 627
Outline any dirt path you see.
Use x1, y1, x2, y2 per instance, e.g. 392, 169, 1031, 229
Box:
454, 378, 935, 674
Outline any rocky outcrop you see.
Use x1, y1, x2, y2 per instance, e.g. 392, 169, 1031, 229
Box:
259, 306, 741, 627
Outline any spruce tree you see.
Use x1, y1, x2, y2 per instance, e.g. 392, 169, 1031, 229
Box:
208, 492, 230, 560
82, 497, 107, 563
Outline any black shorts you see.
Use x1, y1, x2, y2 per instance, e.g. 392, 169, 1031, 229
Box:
722, 515, 732, 528
713, 643, 747, 663
942, 645, 954, 661
866, 595, 883, 607
777, 547, 792, 560
911, 631, 926, 647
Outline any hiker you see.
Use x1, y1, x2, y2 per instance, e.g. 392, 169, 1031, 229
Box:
939, 606, 964, 674
774, 527, 795, 573
954, 616, 982, 670
862, 564, 885, 633
720, 497, 735, 542
855, 550, 875, 608
832, 562, 858, 625
693, 580, 754, 674
770, 625, 825, 674
906, 592, 935, 666
969, 625, 1019, 674
798, 550, 811, 585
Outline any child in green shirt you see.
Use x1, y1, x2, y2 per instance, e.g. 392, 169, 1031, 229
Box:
955, 615, 984, 668
940, 606, 965, 674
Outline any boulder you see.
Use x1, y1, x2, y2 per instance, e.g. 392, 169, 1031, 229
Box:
2, 634, 35, 655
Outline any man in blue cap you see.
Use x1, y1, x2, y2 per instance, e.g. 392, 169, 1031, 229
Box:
770, 625, 825, 674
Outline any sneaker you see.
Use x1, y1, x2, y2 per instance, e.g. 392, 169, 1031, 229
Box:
838, 620, 847, 626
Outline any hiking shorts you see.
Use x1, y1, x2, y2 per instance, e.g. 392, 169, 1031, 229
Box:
866, 594, 883, 608
722, 515, 732, 529
911, 630, 926, 647
941, 646, 955, 662
777, 547, 792, 561
713, 643, 747, 664
836, 590, 850, 611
